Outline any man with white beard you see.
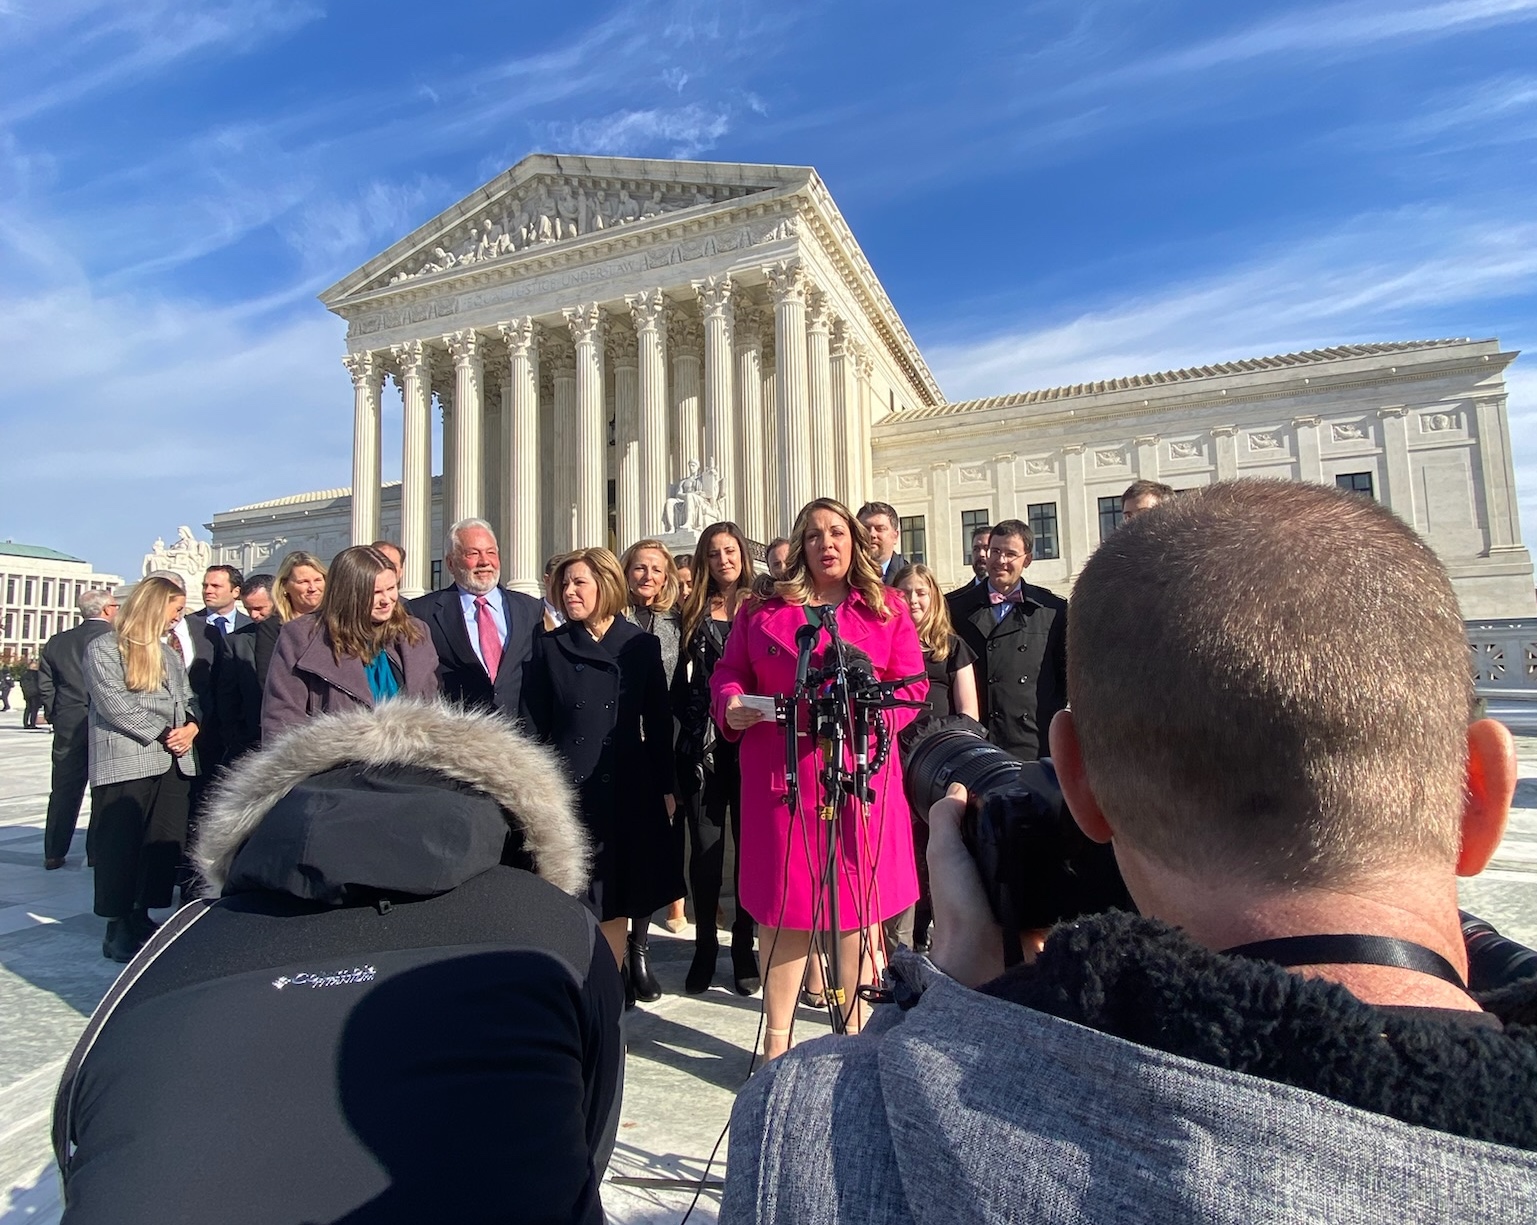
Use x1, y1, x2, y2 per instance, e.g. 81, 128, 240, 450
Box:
409, 519, 544, 717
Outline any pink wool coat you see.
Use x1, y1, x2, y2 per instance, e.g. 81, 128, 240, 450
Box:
710, 590, 928, 931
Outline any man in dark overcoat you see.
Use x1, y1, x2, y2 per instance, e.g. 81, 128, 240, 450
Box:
410, 518, 543, 717
947, 518, 1067, 761
38, 588, 120, 867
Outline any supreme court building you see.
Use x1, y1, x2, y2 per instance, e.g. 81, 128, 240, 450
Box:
208, 154, 1535, 617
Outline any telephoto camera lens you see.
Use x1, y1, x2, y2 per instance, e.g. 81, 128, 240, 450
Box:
903, 722, 1023, 816
1460, 911, 1537, 993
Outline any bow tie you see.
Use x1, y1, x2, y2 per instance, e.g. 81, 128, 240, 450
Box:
989, 586, 1024, 606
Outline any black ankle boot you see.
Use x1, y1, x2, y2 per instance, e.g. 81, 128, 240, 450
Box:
127, 906, 160, 942
731, 934, 761, 996
102, 919, 138, 963
628, 934, 662, 1003
686, 936, 718, 994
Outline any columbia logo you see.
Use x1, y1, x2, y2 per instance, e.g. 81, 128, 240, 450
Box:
271, 965, 378, 990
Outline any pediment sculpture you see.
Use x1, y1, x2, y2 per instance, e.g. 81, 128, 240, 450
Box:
387, 177, 759, 285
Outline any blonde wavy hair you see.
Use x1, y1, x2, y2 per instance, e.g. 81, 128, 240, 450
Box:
776, 497, 894, 620
619, 540, 681, 615
115, 576, 186, 692
889, 562, 954, 660
273, 550, 328, 622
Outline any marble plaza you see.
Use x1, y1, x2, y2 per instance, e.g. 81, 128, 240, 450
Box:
204, 154, 1534, 617
3, 703, 1536, 1221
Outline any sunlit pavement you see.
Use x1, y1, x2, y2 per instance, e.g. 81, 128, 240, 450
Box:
2, 708, 1535, 1223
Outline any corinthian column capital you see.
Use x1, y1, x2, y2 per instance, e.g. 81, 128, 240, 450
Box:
444, 329, 481, 367
764, 260, 806, 305
342, 350, 381, 387
693, 274, 733, 319
498, 317, 539, 359
805, 288, 832, 333
563, 303, 606, 346
391, 339, 428, 381
626, 289, 668, 335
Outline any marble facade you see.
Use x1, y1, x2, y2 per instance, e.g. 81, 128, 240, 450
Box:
209, 154, 1535, 618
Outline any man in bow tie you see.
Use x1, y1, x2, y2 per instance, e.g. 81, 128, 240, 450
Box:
947, 518, 1067, 760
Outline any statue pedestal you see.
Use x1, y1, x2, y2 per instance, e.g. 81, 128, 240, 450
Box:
653, 529, 701, 558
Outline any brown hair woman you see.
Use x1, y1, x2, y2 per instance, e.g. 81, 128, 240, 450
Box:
262, 546, 438, 741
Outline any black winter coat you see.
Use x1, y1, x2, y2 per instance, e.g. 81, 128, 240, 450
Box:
522, 617, 683, 920
948, 580, 1068, 761
57, 701, 622, 1225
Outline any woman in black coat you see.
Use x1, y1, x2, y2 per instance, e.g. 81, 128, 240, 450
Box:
522, 547, 682, 974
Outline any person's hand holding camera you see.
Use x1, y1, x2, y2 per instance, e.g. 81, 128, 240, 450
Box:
926, 782, 1008, 988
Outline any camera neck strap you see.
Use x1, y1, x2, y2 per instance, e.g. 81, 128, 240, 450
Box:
1220, 933, 1466, 990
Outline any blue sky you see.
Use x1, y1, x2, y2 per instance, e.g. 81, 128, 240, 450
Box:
2, 0, 1536, 579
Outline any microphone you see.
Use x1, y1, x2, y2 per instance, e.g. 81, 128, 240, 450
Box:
794, 622, 820, 694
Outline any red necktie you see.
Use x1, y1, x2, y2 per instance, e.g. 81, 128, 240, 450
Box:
475, 595, 502, 681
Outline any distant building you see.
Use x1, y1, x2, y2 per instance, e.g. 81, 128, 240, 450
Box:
0, 543, 123, 661
206, 153, 1535, 617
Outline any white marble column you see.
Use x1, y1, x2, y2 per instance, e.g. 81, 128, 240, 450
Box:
851, 342, 876, 506
766, 260, 811, 531
1212, 425, 1239, 481
565, 304, 608, 548
805, 290, 836, 501
550, 340, 577, 552
1293, 415, 1324, 483
695, 276, 736, 517
392, 340, 432, 596
761, 329, 780, 535
611, 325, 641, 549
829, 320, 857, 508
1062, 443, 1090, 576
344, 351, 383, 546
444, 330, 484, 525
1376, 405, 1415, 524
627, 290, 669, 536
670, 307, 703, 481
734, 301, 768, 541
499, 318, 541, 593
484, 365, 506, 547
1473, 394, 1524, 550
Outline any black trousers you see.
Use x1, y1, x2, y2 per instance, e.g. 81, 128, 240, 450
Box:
44, 715, 93, 862
686, 752, 753, 944
22, 697, 42, 729
91, 766, 190, 919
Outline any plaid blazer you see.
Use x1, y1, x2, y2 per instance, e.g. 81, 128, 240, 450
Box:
84, 633, 201, 787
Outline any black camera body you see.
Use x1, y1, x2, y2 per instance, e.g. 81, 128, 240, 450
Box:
903, 722, 1131, 934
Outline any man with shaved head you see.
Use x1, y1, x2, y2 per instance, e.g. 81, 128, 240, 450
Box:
724, 480, 1536, 1223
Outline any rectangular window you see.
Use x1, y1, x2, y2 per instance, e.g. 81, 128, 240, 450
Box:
1027, 503, 1060, 560
62, 583, 74, 608
959, 508, 990, 564
39, 614, 49, 639
41, 580, 52, 606
1335, 471, 1375, 499
899, 515, 927, 566
24, 579, 34, 604
4, 577, 12, 603
1098, 495, 1124, 541
22, 613, 31, 639
431, 560, 443, 591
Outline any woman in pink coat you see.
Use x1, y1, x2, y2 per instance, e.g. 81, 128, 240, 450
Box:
711, 497, 926, 1058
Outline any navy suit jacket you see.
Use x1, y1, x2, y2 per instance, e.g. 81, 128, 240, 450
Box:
410, 585, 544, 716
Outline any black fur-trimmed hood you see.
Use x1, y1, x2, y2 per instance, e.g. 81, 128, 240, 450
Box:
194, 700, 590, 898
980, 910, 1537, 1151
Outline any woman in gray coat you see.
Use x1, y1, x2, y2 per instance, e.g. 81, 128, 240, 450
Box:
263, 547, 438, 742
84, 576, 199, 962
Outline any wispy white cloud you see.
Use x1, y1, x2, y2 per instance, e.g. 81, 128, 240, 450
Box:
541, 104, 734, 159
0, 0, 323, 126
925, 206, 1537, 542
1106, 0, 1537, 83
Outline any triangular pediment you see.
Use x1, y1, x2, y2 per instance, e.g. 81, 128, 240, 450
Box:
321, 154, 810, 304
